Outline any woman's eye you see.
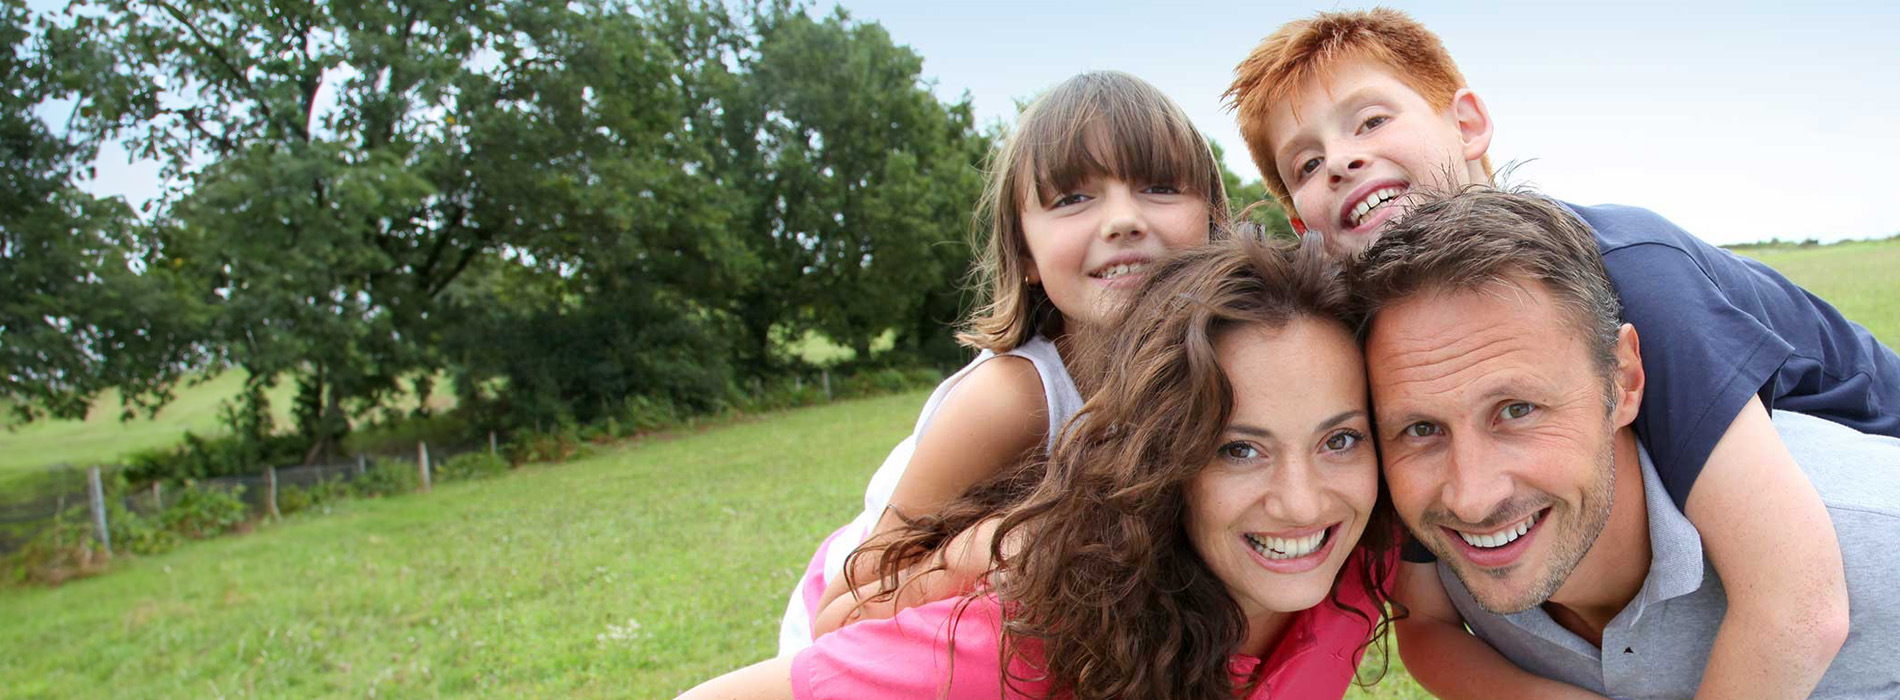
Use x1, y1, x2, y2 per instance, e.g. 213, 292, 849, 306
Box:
1360, 115, 1389, 132
1499, 402, 1536, 421
1323, 430, 1363, 452
1402, 422, 1440, 439
1220, 442, 1262, 460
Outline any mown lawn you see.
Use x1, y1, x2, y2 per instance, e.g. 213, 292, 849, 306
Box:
1733, 237, 1900, 346
0, 388, 1431, 699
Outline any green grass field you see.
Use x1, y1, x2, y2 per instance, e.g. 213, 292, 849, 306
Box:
2, 238, 1893, 699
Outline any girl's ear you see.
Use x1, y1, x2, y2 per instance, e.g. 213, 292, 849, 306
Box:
1450, 88, 1494, 163
1023, 256, 1041, 285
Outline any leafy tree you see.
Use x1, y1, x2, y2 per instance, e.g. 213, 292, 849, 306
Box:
49, 0, 615, 460
1212, 140, 1296, 241
1, 0, 203, 424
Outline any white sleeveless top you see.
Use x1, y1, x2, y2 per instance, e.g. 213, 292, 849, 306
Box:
777, 336, 1083, 655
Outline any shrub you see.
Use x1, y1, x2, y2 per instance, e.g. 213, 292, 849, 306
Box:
437, 452, 510, 481
159, 482, 250, 539
350, 459, 419, 497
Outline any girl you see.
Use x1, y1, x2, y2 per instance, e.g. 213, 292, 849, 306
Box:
775, 70, 1232, 654
693, 235, 1400, 700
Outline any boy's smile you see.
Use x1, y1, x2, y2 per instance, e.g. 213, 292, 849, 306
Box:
1263, 57, 1492, 256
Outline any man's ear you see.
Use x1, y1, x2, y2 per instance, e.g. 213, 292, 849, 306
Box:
1610, 323, 1645, 429
1449, 88, 1494, 164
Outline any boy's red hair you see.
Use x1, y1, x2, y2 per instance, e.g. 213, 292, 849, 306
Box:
1225, 8, 1489, 210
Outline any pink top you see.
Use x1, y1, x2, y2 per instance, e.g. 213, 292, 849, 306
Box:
792, 552, 1386, 700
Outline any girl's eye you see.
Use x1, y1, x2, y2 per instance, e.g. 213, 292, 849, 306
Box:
1052, 193, 1088, 208
1144, 183, 1183, 195
1219, 441, 1262, 461
1499, 402, 1536, 421
1402, 422, 1440, 439
1323, 430, 1364, 452
1359, 115, 1389, 132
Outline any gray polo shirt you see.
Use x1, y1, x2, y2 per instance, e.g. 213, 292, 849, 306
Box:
1438, 411, 1900, 698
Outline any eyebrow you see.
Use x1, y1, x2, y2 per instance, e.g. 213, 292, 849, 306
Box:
1274, 87, 1391, 165
1225, 409, 1368, 441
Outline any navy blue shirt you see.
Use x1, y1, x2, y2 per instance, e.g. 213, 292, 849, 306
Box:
1401, 202, 1900, 563
1575, 202, 1900, 510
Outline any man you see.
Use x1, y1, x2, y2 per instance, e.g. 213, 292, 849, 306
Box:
1352, 189, 1900, 698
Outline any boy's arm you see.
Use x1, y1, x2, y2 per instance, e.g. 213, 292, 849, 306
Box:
1683, 395, 1848, 700
813, 357, 1045, 626
1394, 560, 1609, 700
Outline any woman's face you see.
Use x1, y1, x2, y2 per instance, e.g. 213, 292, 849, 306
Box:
1184, 317, 1378, 621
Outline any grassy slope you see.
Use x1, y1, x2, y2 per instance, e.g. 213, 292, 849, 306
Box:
1732, 238, 1900, 346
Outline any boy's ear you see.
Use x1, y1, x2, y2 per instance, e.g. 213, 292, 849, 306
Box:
1450, 88, 1494, 163
1288, 216, 1308, 235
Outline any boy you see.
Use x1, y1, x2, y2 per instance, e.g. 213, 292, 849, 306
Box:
1225, 8, 1900, 698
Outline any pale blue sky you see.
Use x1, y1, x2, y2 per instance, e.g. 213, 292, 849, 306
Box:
42, 1, 1900, 244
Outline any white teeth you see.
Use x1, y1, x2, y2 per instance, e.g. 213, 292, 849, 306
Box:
1458, 512, 1539, 549
1348, 187, 1405, 227
1246, 529, 1330, 560
1093, 262, 1146, 280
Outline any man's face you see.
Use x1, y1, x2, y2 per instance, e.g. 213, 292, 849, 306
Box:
1366, 280, 1623, 613
1263, 56, 1488, 256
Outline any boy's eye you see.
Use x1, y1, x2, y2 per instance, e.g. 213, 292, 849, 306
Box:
1359, 115, 1389, 132
1297, 157, 1322, 177
1498, 402, 1535, 421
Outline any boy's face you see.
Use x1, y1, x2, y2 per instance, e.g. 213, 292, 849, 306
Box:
1264, 57, 1490, 256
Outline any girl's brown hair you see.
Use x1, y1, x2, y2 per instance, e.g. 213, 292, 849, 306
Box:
959, 70, 1232, 352
859, 235, 1400, 699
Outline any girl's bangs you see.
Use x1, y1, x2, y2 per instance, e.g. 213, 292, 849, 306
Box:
1012, 85, 1218, 208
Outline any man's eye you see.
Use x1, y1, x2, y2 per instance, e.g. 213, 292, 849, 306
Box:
1402, 422, 1440, 439
1323, 430, 1363, 452
1500, 402, 1535, 421
1360, 115, 1389, 132
1220, 442, 1262, 460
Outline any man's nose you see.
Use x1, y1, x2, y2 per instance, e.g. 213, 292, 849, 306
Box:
1440, 437, 1512, 525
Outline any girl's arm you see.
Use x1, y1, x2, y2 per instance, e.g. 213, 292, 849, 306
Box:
675, 657, 794, 700
1393, 561, 1608, 700
812, 356, 1047, 631
1683, 396, 1848, 700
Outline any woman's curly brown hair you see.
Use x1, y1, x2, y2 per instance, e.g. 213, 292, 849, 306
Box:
848, 234, 1401, 699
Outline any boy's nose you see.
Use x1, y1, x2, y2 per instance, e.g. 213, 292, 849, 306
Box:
1328, 157, 1369, 184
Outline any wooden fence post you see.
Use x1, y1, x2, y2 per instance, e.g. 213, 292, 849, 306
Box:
489, 431, 498, 456
356, 454, 367, 478
822, 369, 832, 401
87, 466, 112, 556
152, 481, 163, 511
266, 466, 281, 519
418, 442, 432, 492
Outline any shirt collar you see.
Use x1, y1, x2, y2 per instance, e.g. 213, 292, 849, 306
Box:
1633, 440, 1706, 606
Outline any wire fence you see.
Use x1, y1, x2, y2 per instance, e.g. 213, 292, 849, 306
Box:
0, 440, 494, 558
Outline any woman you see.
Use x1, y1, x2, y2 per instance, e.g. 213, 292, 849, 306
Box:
681, 236, 1400, 700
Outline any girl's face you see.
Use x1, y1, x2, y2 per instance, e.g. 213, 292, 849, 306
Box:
1185, 317, 1378, 625
1018, 175, 1209, 329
